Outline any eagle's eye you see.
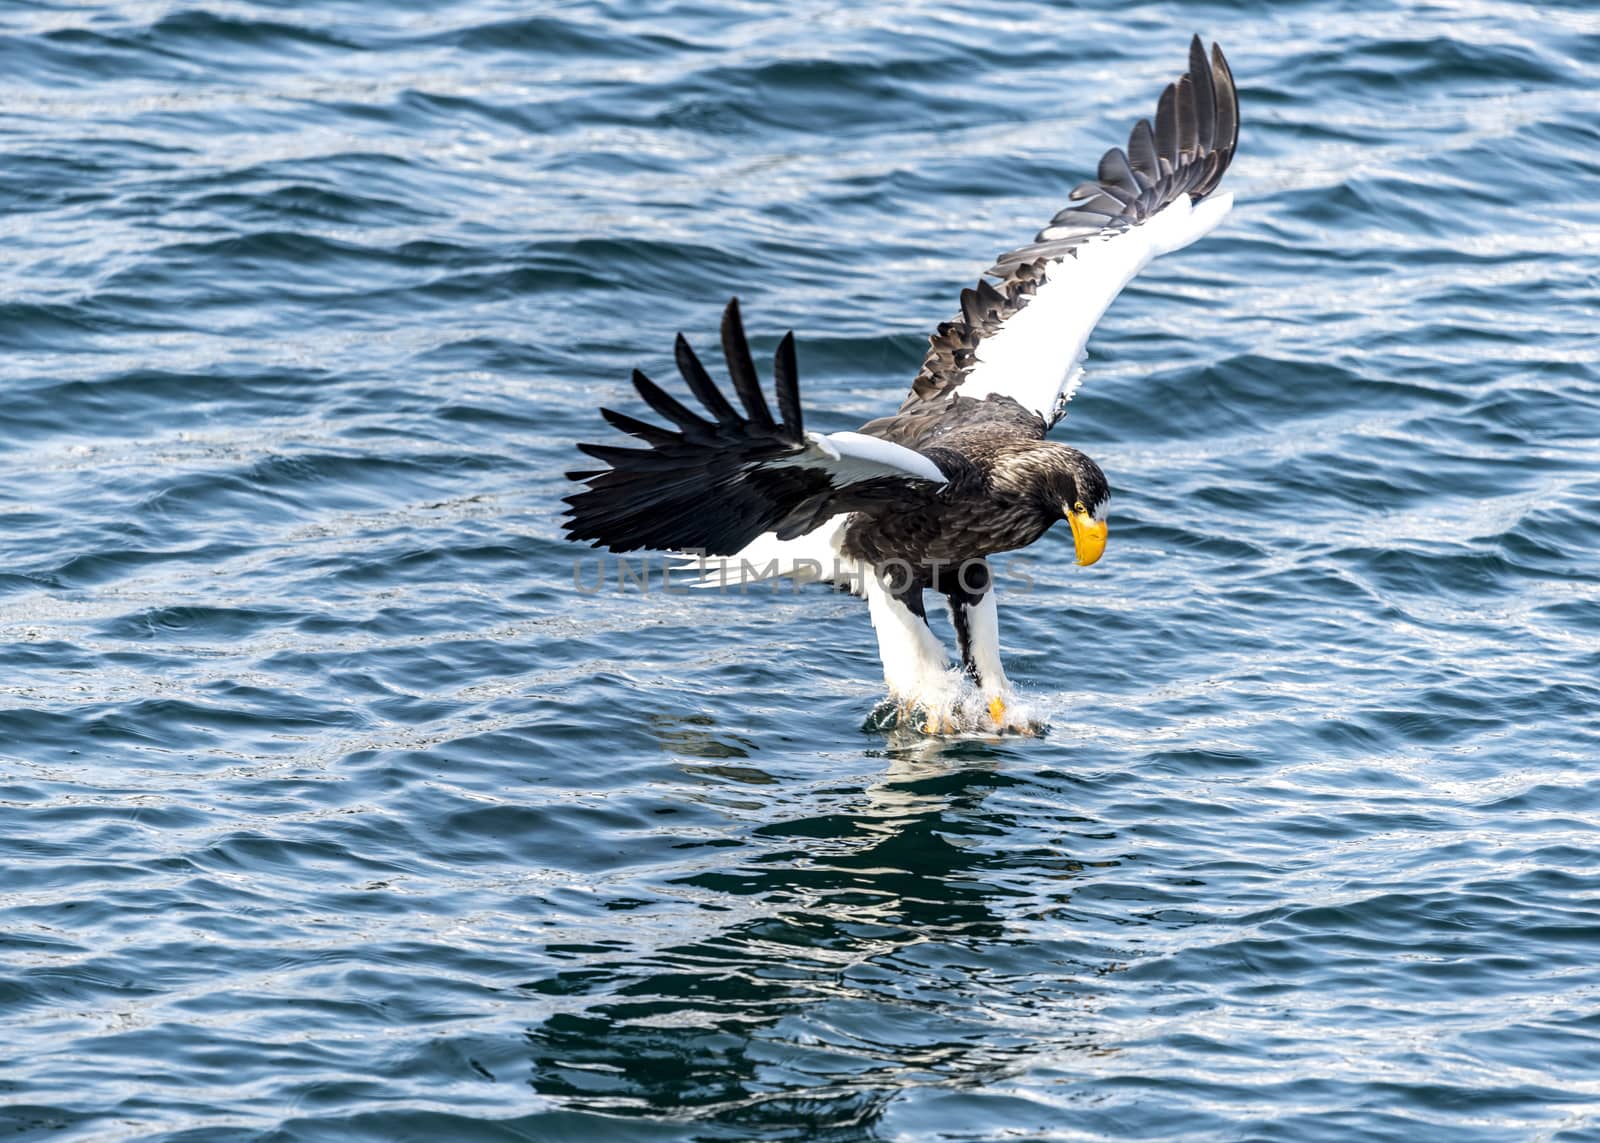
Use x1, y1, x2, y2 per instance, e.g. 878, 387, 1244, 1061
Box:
1073, 500, 1087, 515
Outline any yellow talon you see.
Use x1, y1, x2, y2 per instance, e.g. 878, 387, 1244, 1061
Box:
988, 696, 1007, 726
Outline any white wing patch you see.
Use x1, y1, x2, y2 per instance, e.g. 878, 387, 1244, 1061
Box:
956, 191, 1233, 423
756, 430, 947, 487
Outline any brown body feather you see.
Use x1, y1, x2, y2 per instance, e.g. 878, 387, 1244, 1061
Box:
844, 397, 1103, 572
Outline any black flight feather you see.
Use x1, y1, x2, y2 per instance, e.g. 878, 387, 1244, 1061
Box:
630, 369, 710, 435
1176, 75, 1197, 161
1098, 147, 1141, 197
1190, 35, 1216, 151
1212, 43, 1238, 170
675, 333, 739, 423
773, 332, 801, 433
1154, 83, 1178, 170
720, 298, 776, 431
600, 406, 681, 447
1127, 119, 1158, 184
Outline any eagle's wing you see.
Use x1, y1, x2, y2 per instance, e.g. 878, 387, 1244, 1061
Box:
564, 299, 948, 556
902, 37, 1238, 429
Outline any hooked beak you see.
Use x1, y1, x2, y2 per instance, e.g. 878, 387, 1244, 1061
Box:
1067, 507, 1108, 567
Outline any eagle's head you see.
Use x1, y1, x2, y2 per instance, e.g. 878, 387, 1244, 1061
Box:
1037, 446, 1109, 567
1066, 456, 1109, 567
992, 441, 1110, 566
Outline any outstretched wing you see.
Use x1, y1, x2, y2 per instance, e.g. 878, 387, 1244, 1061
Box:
564, 298, 948, 556
903, 36, 1238, 428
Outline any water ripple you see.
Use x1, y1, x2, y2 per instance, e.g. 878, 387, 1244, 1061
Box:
2, 1, 1599, 1140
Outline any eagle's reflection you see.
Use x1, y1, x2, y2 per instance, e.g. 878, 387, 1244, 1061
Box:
520, 734, 1095, 1134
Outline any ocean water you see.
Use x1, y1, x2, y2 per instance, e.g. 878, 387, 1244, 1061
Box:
3, 1, 1599, 1139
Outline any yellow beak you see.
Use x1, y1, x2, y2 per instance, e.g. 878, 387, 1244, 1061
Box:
1067, 508, 1108, 567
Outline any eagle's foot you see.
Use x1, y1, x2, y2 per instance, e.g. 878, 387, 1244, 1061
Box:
983, 691, 1041, 736
904, 701, 953, 735
866, 696, 958, 735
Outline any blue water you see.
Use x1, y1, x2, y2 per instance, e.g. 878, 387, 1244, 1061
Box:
3, 2, 1600, 1139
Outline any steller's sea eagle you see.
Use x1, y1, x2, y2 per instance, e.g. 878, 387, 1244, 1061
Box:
564, 37, 1238, 733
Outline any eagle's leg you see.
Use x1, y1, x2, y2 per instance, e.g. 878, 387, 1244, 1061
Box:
862, 566, 951, 731
941, 560, 1015, 729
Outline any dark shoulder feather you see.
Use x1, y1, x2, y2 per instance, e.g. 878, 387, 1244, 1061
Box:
861, 393, 1048, 450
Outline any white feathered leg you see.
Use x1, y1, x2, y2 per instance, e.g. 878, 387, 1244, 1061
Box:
958, 590, 1014, 724
863, 569, 951, 726
947, 584, 1023, 730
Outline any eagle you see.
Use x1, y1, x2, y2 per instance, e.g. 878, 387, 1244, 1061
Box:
564, 37, 1239, 733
